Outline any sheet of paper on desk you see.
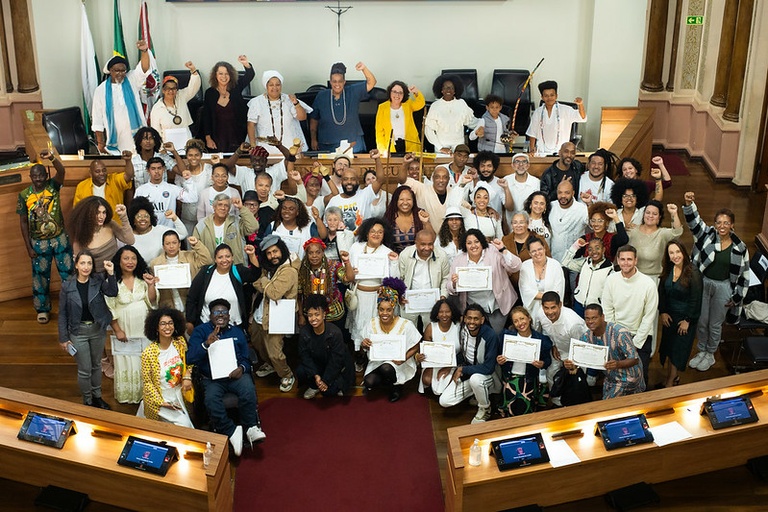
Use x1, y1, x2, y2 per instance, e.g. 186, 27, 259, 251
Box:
650, 421, 693, 447
543, 438, 581, 467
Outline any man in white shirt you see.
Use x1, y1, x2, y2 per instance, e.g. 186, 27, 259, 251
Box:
463, 151, 506, 215
225, 142, 299, 198
601, 245, 659, 387
432, 144, 472, 189
535, 291, 588, 402
526, 80, 587, 156
507, 153, 541, 215
578, 149, 614, 205
398, 230, 450, 330
326, 149, 385, 231
134, 157, 198, 228
550, 180, 589, 305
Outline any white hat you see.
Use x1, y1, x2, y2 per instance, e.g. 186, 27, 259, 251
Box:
445, 206, 463, 219
262, 70, 284, 90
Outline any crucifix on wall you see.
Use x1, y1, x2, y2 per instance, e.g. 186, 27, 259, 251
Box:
325, 0, 352, 47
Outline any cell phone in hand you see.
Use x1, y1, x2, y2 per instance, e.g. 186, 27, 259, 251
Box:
66, 344, 77, 356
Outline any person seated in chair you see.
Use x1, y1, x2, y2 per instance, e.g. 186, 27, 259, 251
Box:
187, 298, 265, 456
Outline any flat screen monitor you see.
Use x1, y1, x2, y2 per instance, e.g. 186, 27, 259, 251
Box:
595, 414, 654, 450
703, 396, 759, 430
17, 411, 76, 449
490, 433, 550, 471
117, 436, 178, 476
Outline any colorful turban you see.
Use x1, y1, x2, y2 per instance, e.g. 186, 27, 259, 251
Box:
249, 146, 269, 158
303, 237, 326, 251
377, 277, 407, 305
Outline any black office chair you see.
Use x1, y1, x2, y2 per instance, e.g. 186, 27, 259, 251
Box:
295, 89, 323, 146
42, 107, 91, 155
489, 69, 532, 136
536, 99, 583, 150
730, 251, 768, 373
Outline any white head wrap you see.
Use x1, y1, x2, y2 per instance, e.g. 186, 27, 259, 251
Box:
262, 70, 284, 90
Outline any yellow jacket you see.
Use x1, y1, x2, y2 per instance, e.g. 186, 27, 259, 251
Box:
375, 93, 426, 154
73, 172, 132, 213
141, 337, 189, 421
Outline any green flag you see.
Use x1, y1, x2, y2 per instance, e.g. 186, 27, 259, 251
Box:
112, 0, 129, 66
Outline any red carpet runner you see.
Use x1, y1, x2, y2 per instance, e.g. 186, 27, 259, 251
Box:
234, 394, 444, 512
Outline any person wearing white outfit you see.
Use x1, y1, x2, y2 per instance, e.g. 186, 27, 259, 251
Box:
424, 75, 483, 153
150, 61, 201, 143
134, 158, 199, 229
519, 238, 566, 323
525, 80, 587, 156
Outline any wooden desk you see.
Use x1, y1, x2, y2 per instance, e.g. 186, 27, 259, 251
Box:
444, 370, 768, 512
0, 387, 232, 512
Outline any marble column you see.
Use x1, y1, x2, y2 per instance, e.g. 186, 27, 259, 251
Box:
0, 5, 13, 92
666, 0, 684, 91
710, 0, 739, 107
9, 0, 38, 93
641, 0, 670, 92
723, 0, 754, 122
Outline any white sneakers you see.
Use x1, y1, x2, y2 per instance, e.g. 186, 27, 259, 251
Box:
303, 387, 320, 400
246, 425, 266, 445
471, 407, 491, 424
280, 375, 296, 392
255, 363, 276, 378
229, 425, 243, 457
689, 351, 716, 372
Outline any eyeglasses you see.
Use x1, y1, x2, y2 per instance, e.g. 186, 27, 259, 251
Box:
590, 218, 606, 224
159, 321, 175, 327
369, 229, 384, 235
164, 86, 178, 91
622, 194, 636, 199
211, 310, 230, 316
391, 90, 404, 95
513, 160, 529, 165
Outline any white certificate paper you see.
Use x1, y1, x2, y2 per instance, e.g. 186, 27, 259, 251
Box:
369, 334, 406, 361
154, 263, 191, 289
420, 342, 457, 369
405, 288, 440, 313
355, 254, 389, 280
456, 266, 492, 291
502, 335, 541, 364
163, 128, 190, 154
207, 337, 238, 380
281, 235, 303, 257
268, 299, 296, 335
570, 339, 608, 370
110, 336, 151, 356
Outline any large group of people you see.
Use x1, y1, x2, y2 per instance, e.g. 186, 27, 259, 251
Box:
18, 49, 752, 457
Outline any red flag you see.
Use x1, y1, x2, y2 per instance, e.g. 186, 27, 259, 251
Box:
138, 1, 160, 116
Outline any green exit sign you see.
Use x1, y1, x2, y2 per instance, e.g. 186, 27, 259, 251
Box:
686, 15, 704, 25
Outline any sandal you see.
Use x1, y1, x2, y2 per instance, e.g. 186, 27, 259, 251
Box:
37, 312, 49, 324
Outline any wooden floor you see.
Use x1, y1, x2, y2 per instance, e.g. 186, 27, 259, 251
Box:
2, 154, 768, 510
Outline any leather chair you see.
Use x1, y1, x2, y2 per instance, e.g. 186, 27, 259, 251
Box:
489, 69, 532, 136
359, 86, 388, 152
238, 70, 253, 100
42, 107, 91, 155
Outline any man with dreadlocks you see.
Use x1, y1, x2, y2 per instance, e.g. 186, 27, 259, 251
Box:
578, 148, 617, 205
251, 235, 300, 393
360, 277, 421, 402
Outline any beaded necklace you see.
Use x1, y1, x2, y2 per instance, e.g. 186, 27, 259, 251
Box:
538, 102, 561, 151
331, 89, 347, 126
267, 94, 284, 141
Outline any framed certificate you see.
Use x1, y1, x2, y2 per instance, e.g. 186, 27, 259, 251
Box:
570, 339, 608, 370
456, 266, 492, 291
110, 336, 151, 356
356, 254, 389, 280
369, 334, 406, 361
420, 341, 457, 369
405, 288, 440, 314
502, 335, 541, 364
154, 263, 191, 289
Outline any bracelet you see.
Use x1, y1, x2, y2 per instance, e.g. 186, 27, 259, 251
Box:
293, 101, 299, 106
182, 377, 192, 381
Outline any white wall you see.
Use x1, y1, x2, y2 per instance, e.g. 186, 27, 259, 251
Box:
29, 0, 647, 150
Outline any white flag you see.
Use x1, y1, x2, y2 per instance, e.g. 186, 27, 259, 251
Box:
80, 3, 100, 124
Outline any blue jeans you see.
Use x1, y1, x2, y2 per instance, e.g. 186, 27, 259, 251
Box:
70, 322, 106, 403
201, 373, 259, 437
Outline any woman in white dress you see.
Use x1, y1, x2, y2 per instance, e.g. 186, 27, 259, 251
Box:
107, 246, 157, 403
518, 238, 565, 324
263, 196, 326, 260
361, 278, 421, 402
437, 207, 466, 267
416, 299, 461, 394
139, 307, 194, 428
346, 218, 401, 371
150, 61, 201, 143
611, 178, 649, 231
451, 180, 503, 241
247, 70, 312, 154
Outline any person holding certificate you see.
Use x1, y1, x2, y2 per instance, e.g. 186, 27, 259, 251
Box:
297, 295, 354, 399
187, 299, 265, 456
106, 246, 158, 404
564, 304, 645, 399
361, 279, 421, 402
139, 307, 194, 428
151, 231, 212, 311
399, 230, 450, 331
518, 238, 565, 324
434, 304, 501, 424
127, 196, 188, 263
446, 229, 522, 335
496, 307, 552, 417
347, 218, 401, 372
416, 299, 461, 394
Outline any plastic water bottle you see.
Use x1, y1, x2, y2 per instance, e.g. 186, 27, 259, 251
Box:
539, 368, 547, 384
469, 439, 482, 466
203, 442, 213, 468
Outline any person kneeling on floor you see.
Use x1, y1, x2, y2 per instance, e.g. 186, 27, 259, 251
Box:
187, 298, 265, 456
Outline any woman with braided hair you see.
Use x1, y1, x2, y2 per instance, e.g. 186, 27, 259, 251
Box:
360, 277, 422, 402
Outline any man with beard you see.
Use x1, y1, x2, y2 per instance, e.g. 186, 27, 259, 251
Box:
325, 149, 385, 231
462, 150, 506, 215
319, 154, 351, 198
188, 298, 265, 456
507, 153, 540, 214
225, 141, 302, 198
73, 155, 135, 211
578, 148, 615, 205
550, 180, 588, 305
251, 235, 300, 393
395, 153, 459, 233
539, 141, 584, 202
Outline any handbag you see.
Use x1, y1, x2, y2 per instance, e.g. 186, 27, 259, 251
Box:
344, 282, 359, 311
550, 366, 591, 406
